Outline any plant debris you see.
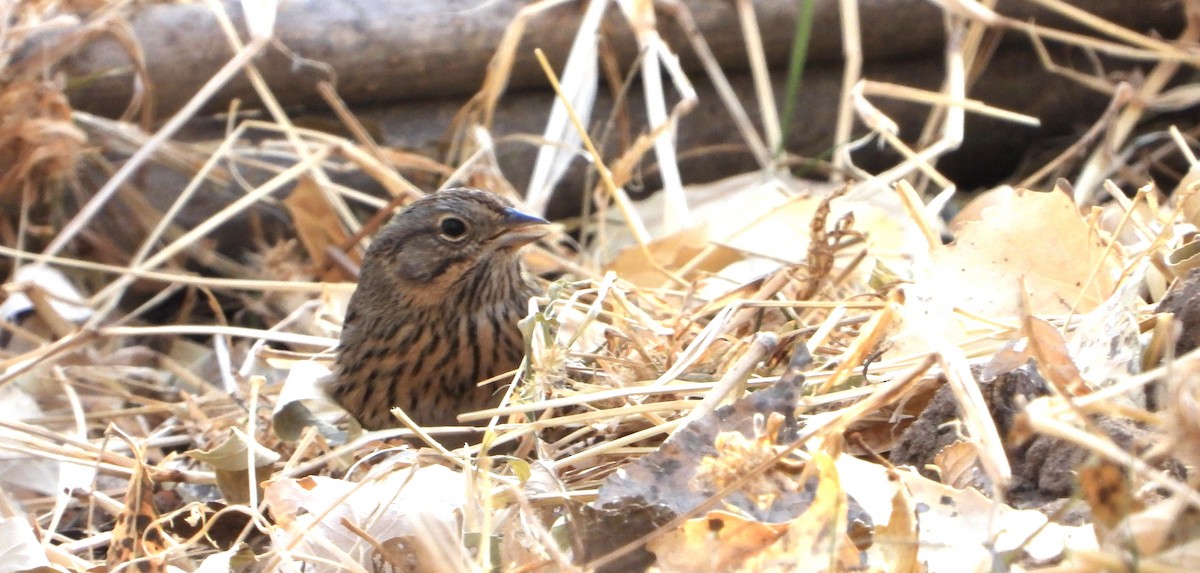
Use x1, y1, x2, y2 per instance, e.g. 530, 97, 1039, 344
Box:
3, 1, 1200, 572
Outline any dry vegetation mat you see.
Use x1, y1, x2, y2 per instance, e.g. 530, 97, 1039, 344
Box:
2, 1, 1200, 572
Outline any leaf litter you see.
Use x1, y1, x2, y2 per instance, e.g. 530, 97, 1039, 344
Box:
2, 1, 1200, 572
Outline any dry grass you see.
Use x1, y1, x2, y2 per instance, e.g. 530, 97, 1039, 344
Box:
2, 0, 1200, 571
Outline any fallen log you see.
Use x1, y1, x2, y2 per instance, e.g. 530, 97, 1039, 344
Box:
165, 42, 1125, 222
17, 0, 1183, 120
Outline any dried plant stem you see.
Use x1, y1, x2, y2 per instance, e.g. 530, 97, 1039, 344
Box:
860, 81, 1039, 126
736, 0, 781, 154
533, 48, 690, 290
86, 146, 333, 317
98, 325, 334, 348
679, 332, 778, 425
1074, 20, 1200, 203
831, 0, 861, 180
0, 244, 349, 292
43, 36, 271, 260
659, 0, 771, 167
207, 2, 358, 234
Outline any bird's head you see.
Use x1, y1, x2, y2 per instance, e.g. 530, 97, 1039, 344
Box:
356, 188, 549, 307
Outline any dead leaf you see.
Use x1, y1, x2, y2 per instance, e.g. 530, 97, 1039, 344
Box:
186, 427, 280, 505
0, 514, 51, 571
927, 188, 1119, 317
868, 470, 920, 573
932, 441, 982, 490
583, 379, 873, 571
604, 173, 920, 290
0, 263, 93, 328
272, 361, 346, 442
594, 377, 815, 524
838, 455, 1097, 571
264, 462, 466, 570
739, 452, 859, 572
1080, 459, 1141, 536
606, 223, 740, 287
106, 439, 167, 573
1024, 315, 1092, 397
1067, 267, 1143, 396
284, 175, 354, 281
647, 511, 785, 572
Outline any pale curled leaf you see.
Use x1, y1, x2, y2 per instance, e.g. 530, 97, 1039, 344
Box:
868, 470, 920, 573
0, 515, 51, 571
1024, 315, 1091, 397
738, 453, 857, 572
272, 361, 345, 442
1067, 265, 1144, 394
646, 510, 785, 572
605, 172, 921, 289
187, 428, 280, 505
927, 188, 1120, 317
186, 427, 281, 471
838, 456, 1097, 572
193, 548, 238, 573
931, 441, 982, 490
264, 464, 466, 570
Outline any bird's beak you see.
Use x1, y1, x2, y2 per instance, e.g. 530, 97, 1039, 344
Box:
494, 207, 551, 249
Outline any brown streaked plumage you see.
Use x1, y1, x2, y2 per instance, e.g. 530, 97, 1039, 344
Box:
328, 188, 547, 430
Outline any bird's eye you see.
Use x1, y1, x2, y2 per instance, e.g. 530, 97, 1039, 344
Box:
438, 216, 469, 241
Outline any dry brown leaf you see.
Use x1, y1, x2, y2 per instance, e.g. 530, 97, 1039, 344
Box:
186, 427, 280, 505
647, 511, 785, 572
929, 188, 1120, 317
606, 223, 740, 287
594, 378, 808, 525
272, 360, 345, 442
1024, 315, 1092, 397
604, 173, 918, 290
105, 441, 167, 573
738, 452, 858, 572
932, 441, 982, 490
868, 469, 920, 573
284, 175, 354, 281
1080, 459, 1142, 536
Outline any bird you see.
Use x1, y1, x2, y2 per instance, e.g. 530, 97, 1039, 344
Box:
326, 188, 549, 431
